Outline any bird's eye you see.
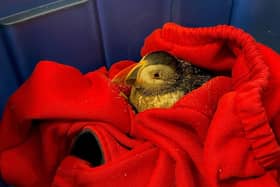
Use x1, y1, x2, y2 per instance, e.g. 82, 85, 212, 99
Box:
153, 72, 160, 79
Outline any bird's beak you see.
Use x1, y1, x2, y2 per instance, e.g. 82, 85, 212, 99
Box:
125, 60, 147, 85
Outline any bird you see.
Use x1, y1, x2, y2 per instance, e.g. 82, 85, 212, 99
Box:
125, 51, 214, 112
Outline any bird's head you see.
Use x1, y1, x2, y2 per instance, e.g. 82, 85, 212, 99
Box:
121, 51, 215, 112
125, 51, 182, 93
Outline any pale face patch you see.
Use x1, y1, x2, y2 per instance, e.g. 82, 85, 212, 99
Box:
136, 64, 176, 87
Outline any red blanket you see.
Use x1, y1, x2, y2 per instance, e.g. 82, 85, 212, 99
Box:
1, 23, 280, 187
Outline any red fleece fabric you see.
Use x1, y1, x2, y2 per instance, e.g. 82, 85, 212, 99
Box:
1, 23, 280, 187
